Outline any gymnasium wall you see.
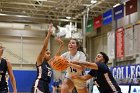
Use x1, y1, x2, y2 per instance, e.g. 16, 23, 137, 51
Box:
0, 35, 45, 69
0, 23, 57, 70
86, 0, 140, 66
86, 24, 112, 63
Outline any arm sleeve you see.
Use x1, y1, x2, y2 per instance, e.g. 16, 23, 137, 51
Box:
95, 62, 108, 73
88, 69, 96, 77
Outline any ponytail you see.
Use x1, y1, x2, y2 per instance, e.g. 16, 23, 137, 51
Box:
77, 45, 84, 52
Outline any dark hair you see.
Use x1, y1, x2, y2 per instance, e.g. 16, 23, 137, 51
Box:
100, 52, 109, 64
71, 39, 84, 52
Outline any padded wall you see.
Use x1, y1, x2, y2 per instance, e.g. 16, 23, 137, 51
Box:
8, 70, 53, 92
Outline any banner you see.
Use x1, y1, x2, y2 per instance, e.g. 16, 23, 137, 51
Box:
134, 24, 140, 54
110, 64, 140, 79
107, 31, 115, 59
103, 9, 112, 25
114, 4, 124, 20
126, 0, 137, 15
94, 15, 102, 29
124, 26, 134, 56
86, 19, 93, 32
116, 27, 124, 58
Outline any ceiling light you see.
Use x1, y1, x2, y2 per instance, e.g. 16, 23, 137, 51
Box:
15, 15, 30, 17
0, 13, 7, 16
66, 17, 71, 19
91, 0, 97, 4
55, 7, 58, 10
113, 3, 121, 8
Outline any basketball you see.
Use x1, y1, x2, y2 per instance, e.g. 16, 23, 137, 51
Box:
50, 56, 68, 71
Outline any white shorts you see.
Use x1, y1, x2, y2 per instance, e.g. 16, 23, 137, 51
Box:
72, 78, 87, 89
65, 75, 87, 89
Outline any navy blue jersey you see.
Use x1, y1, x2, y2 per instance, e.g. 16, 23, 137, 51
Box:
0, 58, 8, 91
88, 62, 121, 93
32, 60, 52, 93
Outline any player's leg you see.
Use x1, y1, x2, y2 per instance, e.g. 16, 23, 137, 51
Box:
77, 87, 88, 93
61, 78, 74, 93
73, 79, 88, 93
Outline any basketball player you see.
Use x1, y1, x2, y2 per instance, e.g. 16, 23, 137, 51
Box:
61, 39, 88, 93
69, 52, 122, 93
31, 23, 64, 93
0, 43, 17, 93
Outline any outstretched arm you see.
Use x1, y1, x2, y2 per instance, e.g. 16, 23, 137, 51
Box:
67, 52, 87, 70
7, 60, 17, 93
37, 23, 53, 66
67, 62, 84, 70
72, 74, 93, 81
70, 61, 98, 70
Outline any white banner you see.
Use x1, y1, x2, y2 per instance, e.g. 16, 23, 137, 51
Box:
134, 24, 140, 54
107, 31, 115, 59
124, 26, 134, 56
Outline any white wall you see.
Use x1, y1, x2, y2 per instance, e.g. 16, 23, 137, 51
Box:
0, 36, 45, 70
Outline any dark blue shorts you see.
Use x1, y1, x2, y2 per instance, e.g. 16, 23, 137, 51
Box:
31, 80, 50, 93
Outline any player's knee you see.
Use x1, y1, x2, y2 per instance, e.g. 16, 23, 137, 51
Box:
61, 83, 68, 91
61, 84, 68, 90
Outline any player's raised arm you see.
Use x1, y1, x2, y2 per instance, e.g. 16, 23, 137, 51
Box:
37, 23, 53, 66
55, 37, 64, 56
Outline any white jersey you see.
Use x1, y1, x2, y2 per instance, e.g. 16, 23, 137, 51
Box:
61, 51, 86, 78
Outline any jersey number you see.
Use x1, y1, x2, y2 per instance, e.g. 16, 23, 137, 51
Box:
70, 67, 77, 72
48, 70, 52, 77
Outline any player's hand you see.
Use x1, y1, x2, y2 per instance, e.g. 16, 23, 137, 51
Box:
55, 37, 64, 45
67, 62, 73, 67
48, 23, 53, 34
